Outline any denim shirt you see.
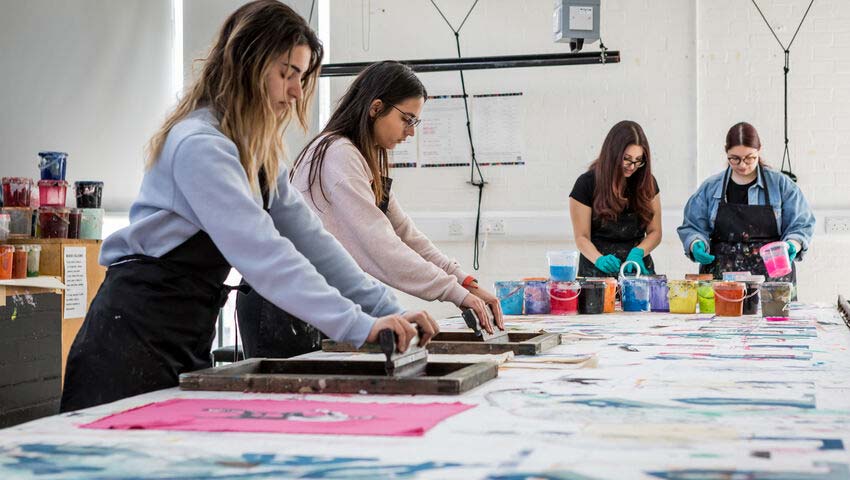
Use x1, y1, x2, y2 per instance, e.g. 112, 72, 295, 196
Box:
677, 166, 815, 260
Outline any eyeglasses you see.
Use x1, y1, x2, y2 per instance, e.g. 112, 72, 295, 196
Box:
727, 154, 759, 165
622, 156, 646, 168
389, 104, 422, 128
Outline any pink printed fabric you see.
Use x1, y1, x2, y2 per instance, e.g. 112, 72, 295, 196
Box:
81, 399, 475, 437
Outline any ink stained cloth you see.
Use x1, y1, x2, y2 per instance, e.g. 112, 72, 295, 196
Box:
81, 398, 475, 437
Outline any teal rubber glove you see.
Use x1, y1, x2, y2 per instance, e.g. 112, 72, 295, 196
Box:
594, 254, 622, 274
786, 241, 798, 262
692, 240, 715, 265
624, 247, 649, 274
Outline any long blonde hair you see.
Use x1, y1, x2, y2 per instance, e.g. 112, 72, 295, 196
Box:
146, 0, 322, 198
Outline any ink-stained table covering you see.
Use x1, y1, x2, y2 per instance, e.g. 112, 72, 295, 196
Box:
2, 303, 849, 479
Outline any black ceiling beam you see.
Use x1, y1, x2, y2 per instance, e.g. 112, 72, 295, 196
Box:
319, 50, 620, 77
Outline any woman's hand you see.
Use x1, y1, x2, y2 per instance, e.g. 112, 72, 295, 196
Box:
465, 285, 505, 331
461, 293, 495, 334
366, 310, 439, 352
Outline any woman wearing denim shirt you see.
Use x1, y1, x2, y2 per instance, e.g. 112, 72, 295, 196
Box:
677, 122, 815, 284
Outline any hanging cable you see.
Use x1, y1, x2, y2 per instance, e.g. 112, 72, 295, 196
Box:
430, 0, 485, 269
308, 0, 316, 24
750, 0, 815, 183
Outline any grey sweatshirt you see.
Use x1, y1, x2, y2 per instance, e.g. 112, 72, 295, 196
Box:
100, 108, 401, 347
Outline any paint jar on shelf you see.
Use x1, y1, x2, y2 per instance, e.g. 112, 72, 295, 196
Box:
578, 280, 606, 314
761, 282, 794, 318
668, 280, 698, 314
523, 279, 551, 315
67, 208, 82, 239
26, 245, 41, 277
38, 180, 68, 207
0, 245, 13, 280
619, 261, 650, 312
74, 181, 104, 208
713, 281, 746, 317
1, 177, 34, 207
742, 275, 764, 315
0, 213, 9, 241
759, 241, 792, 278
11, 246, 28, 279
495, 280, 524, 315
697, 280, 715, 313
38, 206, 70, 238
37, 151, 68, 180
79, 208, 104, 239
647, 275, 669, 312
549, 280, 581, 315
2, 207, 33, 238
587, 277, 618, 312
547, 250, 578, 281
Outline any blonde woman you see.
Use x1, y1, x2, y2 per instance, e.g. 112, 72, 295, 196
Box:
61, 1, 437, 412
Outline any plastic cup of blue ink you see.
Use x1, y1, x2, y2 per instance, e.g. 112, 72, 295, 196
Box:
619, 261, 650, 312
547, 250, 578, 281
37, 151, 68, 181
495, 280, 524, 315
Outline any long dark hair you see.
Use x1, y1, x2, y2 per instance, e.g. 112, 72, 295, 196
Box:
149, 0, 322, 198
725, 121, 767, 167
589, 120, 655, 227
292, 61, 427, 206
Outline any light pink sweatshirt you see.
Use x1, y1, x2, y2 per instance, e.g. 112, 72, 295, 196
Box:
290, 136, 470, 306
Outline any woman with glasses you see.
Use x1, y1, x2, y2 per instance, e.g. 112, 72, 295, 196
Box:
569, 120, 662, 277
677, 122, 814, 283
236, 61, 503, 360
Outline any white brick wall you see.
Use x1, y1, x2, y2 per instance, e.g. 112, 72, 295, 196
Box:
325, 0, 850, 308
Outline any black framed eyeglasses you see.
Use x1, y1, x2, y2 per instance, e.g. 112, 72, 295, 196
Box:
389, 104, 422, 128
727, 154, 759, 165
622, 156, 646, 168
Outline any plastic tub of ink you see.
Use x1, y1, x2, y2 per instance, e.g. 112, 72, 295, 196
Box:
667, 280, 698, 314
2, 207, 33, 238
0, 245, 13, 280
68, 208, 82, 239
38, 151, 68, 180
685, 273, 714, 282
578, 280, 606, 314
12, 246, 28, 279
38, 206, 70, 238
722, 271, 751, 281
2, 177, 34, 207
523, 278, 551, 315
759, 241, 792, 278
713, 281, 746, 317
38, 180, 68, 207
0, 213, 9, 241
549, 280, 581, 315
647, 275, 669, 312
79, 208, 104, 239
26, 244, 41, 277
619, 261, 650, 312
761, 282, 794, 318
742, 275, 764, 315
74, 181, 104, 208
697, 280, 715, 313
495, 280, 524, 315
547, 250, 578, 282
587, 277, 618, 312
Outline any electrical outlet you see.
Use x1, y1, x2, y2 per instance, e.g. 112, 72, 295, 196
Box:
825, 216, 850, 234
448, 221, 464, 237
486, 219, 506, 235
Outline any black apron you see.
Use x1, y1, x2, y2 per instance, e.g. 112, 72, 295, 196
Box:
60, 231, 243, 412
578, 211, 655, 278
236, 176, 393, 359
699, 166, 795, 284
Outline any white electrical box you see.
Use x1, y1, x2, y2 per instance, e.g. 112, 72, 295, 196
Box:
553, 0, 601, 51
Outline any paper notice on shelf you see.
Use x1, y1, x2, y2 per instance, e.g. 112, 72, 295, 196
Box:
63, 246, 88, 318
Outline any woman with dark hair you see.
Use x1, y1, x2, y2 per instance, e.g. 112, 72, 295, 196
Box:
61, 2, 438, 412
678, 122, 814, 282
569, 121, 662, 277
236, 61, 503, 359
